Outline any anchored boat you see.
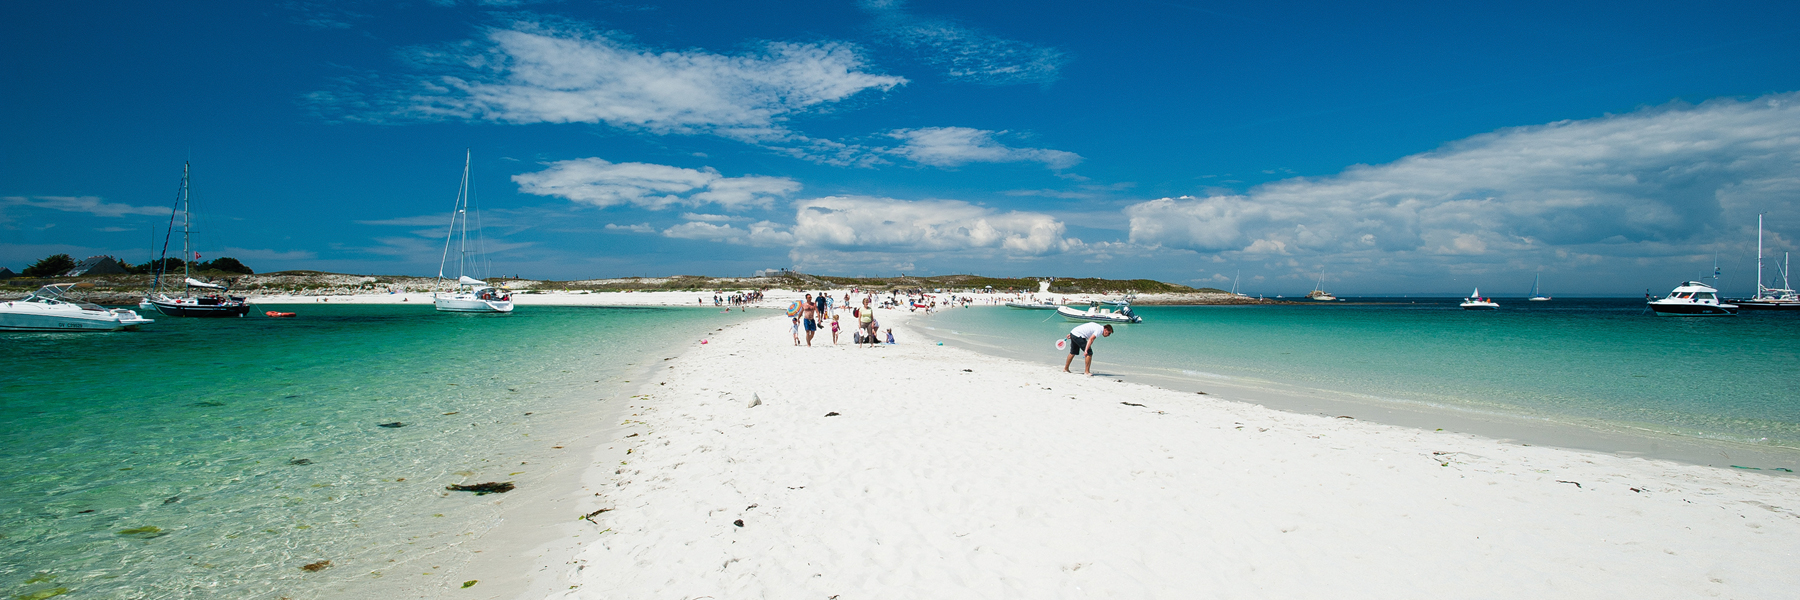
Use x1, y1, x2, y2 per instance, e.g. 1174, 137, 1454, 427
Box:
1057, 301, 1143, 324
1, 283, 154, 332
143, 162, 250, 318
1460, 287, 1499, 310
433, 150, 513, 314
1648, 281, 1738, 316
1732, 215, 1800, 311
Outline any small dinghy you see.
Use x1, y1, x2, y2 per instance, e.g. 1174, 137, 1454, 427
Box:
265, 311, 296, 318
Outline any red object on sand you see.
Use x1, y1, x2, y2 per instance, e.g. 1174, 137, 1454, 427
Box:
265, 311, 296, 318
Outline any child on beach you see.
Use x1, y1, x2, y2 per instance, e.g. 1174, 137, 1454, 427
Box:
884, 328, 895, 344
830, 314, 841, 345
791, 317, 800, 346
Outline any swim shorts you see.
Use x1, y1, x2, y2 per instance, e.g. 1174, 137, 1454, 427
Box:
1067, 335, 1091, 356
804, 318, 817, 332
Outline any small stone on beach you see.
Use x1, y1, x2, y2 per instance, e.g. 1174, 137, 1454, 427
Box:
300, 560, 330, 572
378, 422, 405, 428
289, 458, 312, 465
824, 412, 840, 417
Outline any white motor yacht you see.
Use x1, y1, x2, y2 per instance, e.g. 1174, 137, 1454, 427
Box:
1460, 287, 1499, 310
1648, 281, 1738, 316
1, 283, 154, 332
1057, 302, 1143, 324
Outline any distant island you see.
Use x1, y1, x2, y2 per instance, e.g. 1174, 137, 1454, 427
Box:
1, 257, 1279, 305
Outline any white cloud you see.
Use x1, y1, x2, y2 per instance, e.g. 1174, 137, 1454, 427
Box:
884, 127, 1081, 169
663, 220, 794, 246
513, 158, 800, 210
1126, 93, 1800, 267
312, 20, 905, 141
861, 0, 1067, 86
605, 222, 656, 233
791, 195, 1077, 255
4, 195, 168, 218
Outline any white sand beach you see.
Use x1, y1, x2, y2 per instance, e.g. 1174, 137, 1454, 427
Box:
459, 307, 1800, 599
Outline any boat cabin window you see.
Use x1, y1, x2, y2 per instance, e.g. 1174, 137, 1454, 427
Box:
1673, 292, 1691, 298
1694, 292, 1715, 300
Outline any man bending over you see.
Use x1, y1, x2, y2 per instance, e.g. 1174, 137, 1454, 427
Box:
1063, 322, 1113, 376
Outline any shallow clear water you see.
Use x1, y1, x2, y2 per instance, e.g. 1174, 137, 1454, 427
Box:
920, 299, 1800, 448
0, 304, 751, 599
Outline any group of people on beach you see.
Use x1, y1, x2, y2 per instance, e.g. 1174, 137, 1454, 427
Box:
705, 291, 761, 307
791, 291, 893, 347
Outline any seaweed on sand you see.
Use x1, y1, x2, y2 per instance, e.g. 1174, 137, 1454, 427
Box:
446, 482, 514, 495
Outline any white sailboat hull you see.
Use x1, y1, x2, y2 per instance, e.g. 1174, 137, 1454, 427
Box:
434, 294, 513, 313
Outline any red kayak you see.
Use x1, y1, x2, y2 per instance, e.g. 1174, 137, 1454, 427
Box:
265, 311, 297, 318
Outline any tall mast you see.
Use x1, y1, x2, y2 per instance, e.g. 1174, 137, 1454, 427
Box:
181, 162, 192, 297
1757, 214, 1765, 299
458, 149, 470, 280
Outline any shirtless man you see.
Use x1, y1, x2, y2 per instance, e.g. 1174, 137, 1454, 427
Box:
801, 293, 819, 346
1063, 322, 1113, 376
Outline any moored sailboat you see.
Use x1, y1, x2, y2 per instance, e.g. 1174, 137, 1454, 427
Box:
1732, 215, 1799, 311
144, 162, 250, 318
434, 150, 513, 314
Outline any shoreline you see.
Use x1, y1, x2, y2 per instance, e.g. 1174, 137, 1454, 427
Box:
532, 308, 1800, 596
909, 307, 1800, 474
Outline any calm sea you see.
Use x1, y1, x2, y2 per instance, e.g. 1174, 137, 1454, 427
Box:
918, 298, 1800, 452
0, 304, 751, 599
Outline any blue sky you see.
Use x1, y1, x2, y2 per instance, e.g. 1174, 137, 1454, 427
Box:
4, 0, 1800, 295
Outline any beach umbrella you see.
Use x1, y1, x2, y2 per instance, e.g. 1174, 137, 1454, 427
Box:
786, 301, 801, 317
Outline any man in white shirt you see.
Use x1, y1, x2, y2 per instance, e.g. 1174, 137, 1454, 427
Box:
1063, 322, 1112, 376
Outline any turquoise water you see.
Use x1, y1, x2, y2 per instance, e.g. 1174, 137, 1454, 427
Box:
919, 299, 1800, 449
0, 304, 751, 599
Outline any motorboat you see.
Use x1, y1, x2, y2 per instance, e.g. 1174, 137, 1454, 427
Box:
1460, 287, 1499, 310
1004, 301, 1058, 310
1057, 302, 1143, 324
1, 283, 154, 332
1732, 215, 1800, 311
433, 150, 514, 314
1648, 281, 1738, 316
143, 162, 251, 318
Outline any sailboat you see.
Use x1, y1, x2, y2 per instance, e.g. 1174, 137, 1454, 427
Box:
1733, 214, 1800, 310
1528, 272, 1551, 301
433, 151, 513, 314
144, 162, 251, 318
1306, 268, 1336, 301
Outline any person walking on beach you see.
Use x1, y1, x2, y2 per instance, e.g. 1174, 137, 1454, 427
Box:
1063, 322, 1112, 376
802, 293, 819, 346
791, 316, 801, 346
830, 314, 841, 345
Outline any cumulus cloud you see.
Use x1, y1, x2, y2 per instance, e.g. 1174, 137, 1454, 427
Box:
309, 20, 905, 141
791, 195, 1077, 255
3, 195, 169, 218
861, 0, 1067, 86
1126, 94, 1800, 267
885, 127, 1081, 169
513, 158, 800, 210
